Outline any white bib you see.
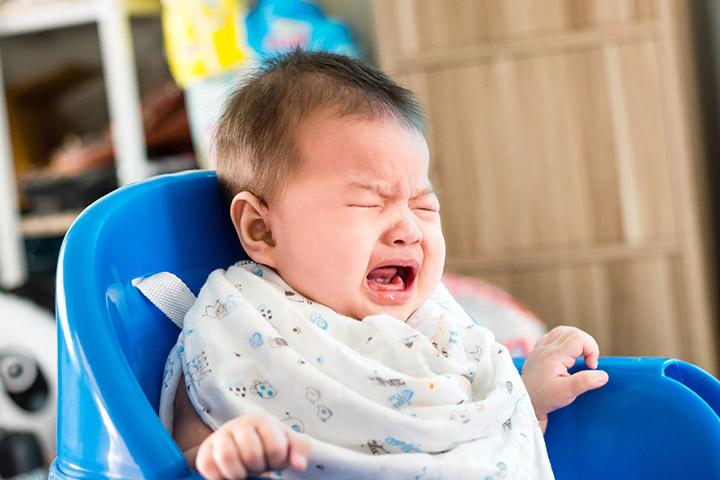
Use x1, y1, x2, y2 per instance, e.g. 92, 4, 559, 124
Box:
154, 261, 554, 479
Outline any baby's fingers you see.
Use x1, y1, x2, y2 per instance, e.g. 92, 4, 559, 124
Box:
568, 369, 609, 397
195, 440, 224, 480
256, 419, 290, 471
287, 430, 311, 472
231, 425, 264, 474
213, 435, 248, 479
559, 330, 601, 369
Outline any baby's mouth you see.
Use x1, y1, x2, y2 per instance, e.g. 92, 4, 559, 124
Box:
366, 264, 417, 292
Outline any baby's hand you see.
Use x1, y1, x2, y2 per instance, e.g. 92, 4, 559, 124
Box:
195, 413, 310, 480
521, 326, 609, 431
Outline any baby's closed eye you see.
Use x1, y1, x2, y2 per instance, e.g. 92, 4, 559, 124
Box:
410, 198, 440, 214
349, 203, 384, 209
412, 206, 439, 213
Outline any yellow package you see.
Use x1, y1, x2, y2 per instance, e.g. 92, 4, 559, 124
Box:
161, 0, 250, 87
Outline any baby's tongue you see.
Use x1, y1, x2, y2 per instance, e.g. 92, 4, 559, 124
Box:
367, 267, 405, 291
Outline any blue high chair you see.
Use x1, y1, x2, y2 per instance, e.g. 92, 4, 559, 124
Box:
51, 170, 720, 479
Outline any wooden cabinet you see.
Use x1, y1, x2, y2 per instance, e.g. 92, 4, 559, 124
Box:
373, 0, 718, 372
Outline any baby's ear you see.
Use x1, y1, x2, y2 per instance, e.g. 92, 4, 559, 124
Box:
230, 191, 277, 267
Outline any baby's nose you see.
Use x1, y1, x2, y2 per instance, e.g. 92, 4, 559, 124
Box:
384, 214, 422, 246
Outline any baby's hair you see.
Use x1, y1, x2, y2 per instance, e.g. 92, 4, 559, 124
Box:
213, 48, 425, 205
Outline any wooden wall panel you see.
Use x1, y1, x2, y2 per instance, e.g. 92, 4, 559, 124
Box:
398, 40, 676, 258
375, 0, 717, 372
379, 0, 656, 60
477, 256, 685, 358
608, 42, 678, 242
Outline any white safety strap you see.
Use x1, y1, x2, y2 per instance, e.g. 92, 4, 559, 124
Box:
132, 272, 196, 329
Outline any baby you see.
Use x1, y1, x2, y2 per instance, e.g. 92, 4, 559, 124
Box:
162, 50, 608, 479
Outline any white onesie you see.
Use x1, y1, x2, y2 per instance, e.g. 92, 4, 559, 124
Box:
150, 261, 554, 479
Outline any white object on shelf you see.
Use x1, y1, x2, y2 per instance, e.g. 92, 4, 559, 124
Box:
0, 0, 160, 288
0, 52, 26, 288
97, 0, 151, 184
0, 0, 160, 37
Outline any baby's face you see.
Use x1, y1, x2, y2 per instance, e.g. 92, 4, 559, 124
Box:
264, 111, 445, 321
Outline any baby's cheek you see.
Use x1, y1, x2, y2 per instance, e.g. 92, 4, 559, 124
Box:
424, 233, 446, 276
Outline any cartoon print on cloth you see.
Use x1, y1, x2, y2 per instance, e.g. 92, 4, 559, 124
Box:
503, 418, 513, 432
162, 357, 175, 389
243, 262, 264, 277
306, 387, 321, 403
254, 380, 277, 399
228, 383, 248, 398
156, 261, 555, 479
502, 380, 514, 394
284, 290, 312, 304
268, 337, 288, 348
387, 388, 414, 409
363, 439, 389, 455
184, 350, 210, 388
401, 334, 421, 348
310, 313, 328, 330
281, 412, 305, 433
385, 436, 421, 453
415, 466, 442, 480
316, 405, 333, 422
367, 374, 405, 387
257, 304, 273, 320
203, 295, 241, 319
249, 332, 264, 349
467, 344, 484, 361
450, 409, 470, 424
306, 386, 333, 422
431, 341, 449, 358
463, 368, 477, 384
495, 461, 509, 479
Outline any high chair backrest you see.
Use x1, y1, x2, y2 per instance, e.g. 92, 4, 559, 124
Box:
52, 170, 244, 479
51, 170, 720, 479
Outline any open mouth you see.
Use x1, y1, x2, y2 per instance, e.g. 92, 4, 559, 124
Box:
366, 263, 418, 292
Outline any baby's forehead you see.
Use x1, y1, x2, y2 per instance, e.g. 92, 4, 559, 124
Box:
291, 109, 431, 187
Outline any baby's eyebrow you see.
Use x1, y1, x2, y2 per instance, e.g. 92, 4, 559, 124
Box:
412, 187, 438, 199
347, 181, 387, 195
347, 182, 437, 198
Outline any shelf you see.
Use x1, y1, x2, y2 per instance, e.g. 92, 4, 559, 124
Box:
0, 0, 158, 287
21, 210, 80, 238
0, 0, 161, 38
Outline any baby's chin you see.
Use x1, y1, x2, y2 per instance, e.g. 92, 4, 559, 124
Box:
340, 302, 419, 323
298, 286, 431, 322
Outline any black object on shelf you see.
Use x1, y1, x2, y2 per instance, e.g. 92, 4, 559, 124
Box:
7, 236, 63, 312
0, 429, 44, 478
20, 166, 117, 214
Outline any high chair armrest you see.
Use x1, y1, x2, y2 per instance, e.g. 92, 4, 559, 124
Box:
515, 356, 720, 479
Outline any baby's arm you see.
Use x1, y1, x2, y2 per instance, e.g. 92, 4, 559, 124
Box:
521, 326, 609, 433
173, 378, 310, 479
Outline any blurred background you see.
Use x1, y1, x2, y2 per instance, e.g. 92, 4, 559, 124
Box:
0, 0, 719, 475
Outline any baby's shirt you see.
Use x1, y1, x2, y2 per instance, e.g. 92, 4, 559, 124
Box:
156, 261, 554, 479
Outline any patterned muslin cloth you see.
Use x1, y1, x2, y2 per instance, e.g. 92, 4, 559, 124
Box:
154, 261, 554, 479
